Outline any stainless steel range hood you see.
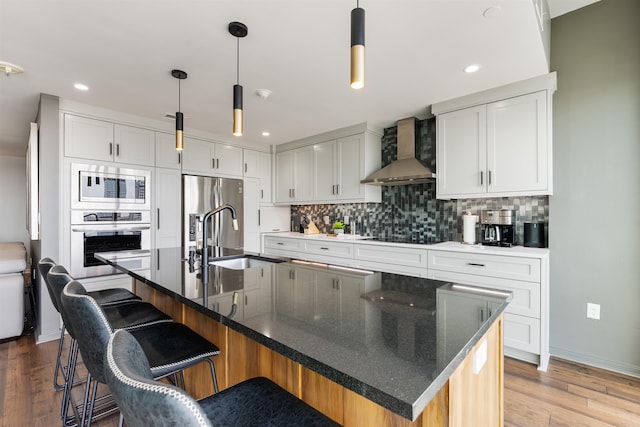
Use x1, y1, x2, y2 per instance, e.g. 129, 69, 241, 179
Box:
360, 117, 436, 186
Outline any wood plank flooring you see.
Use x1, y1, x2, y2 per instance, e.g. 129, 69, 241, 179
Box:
2, 331, 640, 426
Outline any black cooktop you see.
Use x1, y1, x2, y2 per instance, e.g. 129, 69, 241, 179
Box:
367, 237, 442, 245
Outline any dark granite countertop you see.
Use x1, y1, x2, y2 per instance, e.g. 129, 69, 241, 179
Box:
96, 247, 511, 421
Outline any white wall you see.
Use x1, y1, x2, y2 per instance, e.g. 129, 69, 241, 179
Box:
0, 156, 29, 249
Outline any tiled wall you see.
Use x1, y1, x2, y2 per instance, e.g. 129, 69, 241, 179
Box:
291, 117, 549, 246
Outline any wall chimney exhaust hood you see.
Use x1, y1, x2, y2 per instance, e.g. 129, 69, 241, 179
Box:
360, 117, 436, 186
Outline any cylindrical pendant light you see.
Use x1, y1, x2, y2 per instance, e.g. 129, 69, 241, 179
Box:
229, 22, 248, 136
171, 69, 187, 151
350, 1, 365, 89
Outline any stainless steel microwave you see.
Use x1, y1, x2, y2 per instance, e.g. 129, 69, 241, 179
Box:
71, 163, 151, 210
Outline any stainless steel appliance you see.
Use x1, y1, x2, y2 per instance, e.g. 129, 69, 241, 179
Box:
71, 163, 150, 210
524, 222, 545, 248
182, 175, 244, 257
70, 210, 151, 278
480, 210, 515, 247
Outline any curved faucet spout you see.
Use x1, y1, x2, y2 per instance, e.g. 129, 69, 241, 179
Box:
201, 204, 239, 285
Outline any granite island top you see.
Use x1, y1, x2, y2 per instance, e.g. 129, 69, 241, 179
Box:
96, 247, 511, 421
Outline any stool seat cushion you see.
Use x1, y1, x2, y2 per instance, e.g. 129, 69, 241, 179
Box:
89, 288, 141, 306
199, 377, 340, 427
128, 322, 220, 378
104, 301, 172, 330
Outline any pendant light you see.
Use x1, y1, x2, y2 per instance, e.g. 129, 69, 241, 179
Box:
229, 22, 248, 136
350, 0, 365, 89
171, 69, 187, 151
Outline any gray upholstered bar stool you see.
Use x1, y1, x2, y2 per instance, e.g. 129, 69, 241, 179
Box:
61, 278, 220, 426
46, 264, 173, 425
37, 258, 143, 391
105, 329, 340, 427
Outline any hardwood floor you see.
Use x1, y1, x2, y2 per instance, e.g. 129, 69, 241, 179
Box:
2, 331, 640, 426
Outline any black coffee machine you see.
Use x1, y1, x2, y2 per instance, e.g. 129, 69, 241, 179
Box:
480, 210, 515, 247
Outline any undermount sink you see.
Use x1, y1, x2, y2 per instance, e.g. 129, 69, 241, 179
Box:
209, 256, 282, 270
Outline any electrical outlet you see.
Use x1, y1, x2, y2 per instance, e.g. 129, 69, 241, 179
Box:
323, 216, 330, 225
344, 215, 350, 225
587, 303, 600, 320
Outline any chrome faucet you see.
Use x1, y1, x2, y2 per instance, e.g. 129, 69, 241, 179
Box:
201, 204, 239, 285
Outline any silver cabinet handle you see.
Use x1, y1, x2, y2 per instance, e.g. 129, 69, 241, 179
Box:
116, 144, 120, 157
244, 163, 248, 173
336, 184, 339, 195
258, 209, 261, 226
260, 189, 264, 199
157, 208, 160, 229
292, 188, 295, 198
178, 153, 181, 165
109, 143, 113, 156
480, 171, 484, 185
245, 294, 248, 305
468, 262, 486, 267
320, 247, 329, 250
488, 170, 492, 185
277, 242, 284, 245
217, 158, 220, 169
212, 158, 216, 169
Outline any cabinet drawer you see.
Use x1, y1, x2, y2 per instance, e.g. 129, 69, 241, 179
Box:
304, 240, 353, 258
353, 260, 428, 278
504, 313, 540, 354
428, 250, 540, 282
354, 244, 428, 269
263, 237, 304, 252
427, 269, 540, 318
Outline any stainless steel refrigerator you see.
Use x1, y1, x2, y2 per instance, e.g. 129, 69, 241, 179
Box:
182, 175, 244, 256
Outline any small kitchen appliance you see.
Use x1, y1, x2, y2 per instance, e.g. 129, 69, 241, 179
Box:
480, 210, 515, 247
524, 222, 545, 248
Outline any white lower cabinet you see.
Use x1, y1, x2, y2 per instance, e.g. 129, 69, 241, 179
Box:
427, 249, 549, 370
353, 244, 429, 277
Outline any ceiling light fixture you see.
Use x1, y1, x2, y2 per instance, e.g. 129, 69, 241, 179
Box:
171, 69, 187, 151
0, 61, 24, 77
464, 64, 480, 73
74, 83, 89, 91
350, 0, 365, 89
261, 131, 270, 137
229, 22, 248, 137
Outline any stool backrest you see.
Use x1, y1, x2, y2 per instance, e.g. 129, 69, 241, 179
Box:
105, 329, 212, 427
37, 258, 59, 312
46, 265, 78, 338
60, 279, 113, 384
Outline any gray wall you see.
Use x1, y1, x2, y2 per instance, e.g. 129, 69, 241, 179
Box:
32, 94, 62, 343
550, 0, 640, 375
0, 156, 29, 247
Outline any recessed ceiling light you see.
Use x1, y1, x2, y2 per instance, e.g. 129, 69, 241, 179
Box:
464, 64, 480, 73
256, 89, 272, 99
0, 61, 24, 76
261, 131, 270, 137
74, 83, 89, 91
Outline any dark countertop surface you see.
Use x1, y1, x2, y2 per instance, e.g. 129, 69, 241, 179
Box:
96, 247, 511, 421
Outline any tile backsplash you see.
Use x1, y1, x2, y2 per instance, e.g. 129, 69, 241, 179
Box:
290, 117, 549, 246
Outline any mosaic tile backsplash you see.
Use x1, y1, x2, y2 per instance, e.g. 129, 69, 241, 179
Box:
290, 117, 549, 246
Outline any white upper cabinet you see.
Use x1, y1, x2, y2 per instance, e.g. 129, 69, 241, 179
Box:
433, 73, 556, 199
155, 132, 182, 169
182, 137, 243, 177
275, 146, 313, 203
154, 168, 181, 248
276, 123, 381, 205
64, 114, 155, 167
243, 149, 259, 178
243, 149, 273, 205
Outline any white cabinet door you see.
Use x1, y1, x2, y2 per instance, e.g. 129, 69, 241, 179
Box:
313, 140, 336, 200
258, 152, 272, 204
243, 149, 259, 178
437, 105, 486, 198
214, 144, 243, 177
182, 138, 214, 174
275, 151, 294, 203
155, 132, 182, 169
114, 124, 155, 166
487, 91, 548, 194
154, 168, 181, 248
336, 135, 363, 200
243, 178, 260, 253
292, 147, 313, 202
64, 115, 114, 162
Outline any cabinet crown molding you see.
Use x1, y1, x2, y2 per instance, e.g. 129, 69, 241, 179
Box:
275, 122, 381, 152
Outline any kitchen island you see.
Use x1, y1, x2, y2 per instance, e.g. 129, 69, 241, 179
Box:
97, 247, 511, 426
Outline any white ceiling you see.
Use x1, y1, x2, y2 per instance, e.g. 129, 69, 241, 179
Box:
0, 0, 598, 156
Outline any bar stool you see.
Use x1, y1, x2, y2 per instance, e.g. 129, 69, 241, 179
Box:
37, 258, 142, 391
61, 278, 220, 426
105, 329, 340, 427
46, 265, 173, 425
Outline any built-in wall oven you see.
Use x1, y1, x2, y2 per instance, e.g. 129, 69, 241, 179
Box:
70, 210, 151, 278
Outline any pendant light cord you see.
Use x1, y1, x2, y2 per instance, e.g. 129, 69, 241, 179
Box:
236, 37, 240, 85
178, 78, 181, 111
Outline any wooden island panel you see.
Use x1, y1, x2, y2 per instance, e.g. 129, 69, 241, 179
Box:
133, 278, 504, 426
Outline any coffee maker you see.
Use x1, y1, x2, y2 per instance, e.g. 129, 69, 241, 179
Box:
480, 210, 515, 247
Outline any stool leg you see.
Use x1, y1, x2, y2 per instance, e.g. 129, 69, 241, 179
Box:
54, 326, 67, 391
206, 357, 219, 393
62, 340, 80, 425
